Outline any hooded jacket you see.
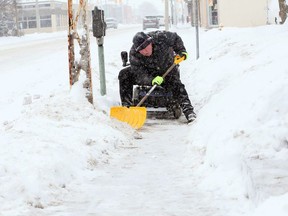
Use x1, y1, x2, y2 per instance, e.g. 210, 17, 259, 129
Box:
129, 31, 187, 85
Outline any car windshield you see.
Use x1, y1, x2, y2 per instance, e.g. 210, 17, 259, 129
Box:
106, 18, 115, 22
145, 16, 158, 19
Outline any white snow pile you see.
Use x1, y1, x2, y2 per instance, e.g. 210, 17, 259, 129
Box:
184, 25, 288, 216
0, 22, 288, 216
0, 74, 137, 213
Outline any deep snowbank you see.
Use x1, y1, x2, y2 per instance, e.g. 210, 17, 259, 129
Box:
185, 25, 288, 215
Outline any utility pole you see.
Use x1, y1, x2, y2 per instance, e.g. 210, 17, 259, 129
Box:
278, 0, 288, 24
68, 0, 94, 103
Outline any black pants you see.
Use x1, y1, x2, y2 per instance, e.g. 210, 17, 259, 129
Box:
118, 66, 194, 116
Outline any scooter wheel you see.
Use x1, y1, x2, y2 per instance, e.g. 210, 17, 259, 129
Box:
173, 106, 182, 119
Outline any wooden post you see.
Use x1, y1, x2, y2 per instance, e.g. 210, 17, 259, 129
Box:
67, 0, 93, 104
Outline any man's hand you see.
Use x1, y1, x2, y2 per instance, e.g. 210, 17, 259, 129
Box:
152, 76, 164, 85
174, 55, 185, 64
174, 52, 188, 64
179, 51, 188, 60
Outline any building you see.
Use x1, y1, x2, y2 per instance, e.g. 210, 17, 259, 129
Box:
201, 0, 273, 28
16, 0, 134, 34
17, 0, 69, 34
186, 0, 277, 28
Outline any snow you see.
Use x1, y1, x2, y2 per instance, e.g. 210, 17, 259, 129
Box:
0, 23, 288, 216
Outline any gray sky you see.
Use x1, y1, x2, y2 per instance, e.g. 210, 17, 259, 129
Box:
126, 0, 165, 14
88, 0, 165, 12
126, 0, 164, 8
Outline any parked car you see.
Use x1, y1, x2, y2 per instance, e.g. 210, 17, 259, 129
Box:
142, 15, 159, 30
156, 15, 165, 27
105, 17, 118, 29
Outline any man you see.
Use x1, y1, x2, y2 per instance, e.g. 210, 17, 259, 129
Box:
118, 31, 196, 123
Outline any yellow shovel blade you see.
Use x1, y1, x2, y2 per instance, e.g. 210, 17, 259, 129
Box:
110, 106, 147, 129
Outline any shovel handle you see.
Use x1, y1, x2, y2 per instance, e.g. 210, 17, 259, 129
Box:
136, 63, 177, 107
162, 63, 177, 79
137, 84, 157, 107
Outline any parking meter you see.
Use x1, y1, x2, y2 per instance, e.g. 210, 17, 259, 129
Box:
92, 6, 106, 44
92, 6, 106, 95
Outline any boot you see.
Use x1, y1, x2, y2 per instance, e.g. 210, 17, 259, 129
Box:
185, 110, 197, 123
186, 111, 197, 123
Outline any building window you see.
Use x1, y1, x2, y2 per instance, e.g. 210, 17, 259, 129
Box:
208, 0, 218, 26
40, 15, 52, 27
39, 4, 51, 8
19, 17, 27, 29
28, 16, 37, 28
23, 5, 35, 9
19, 16, 37, 29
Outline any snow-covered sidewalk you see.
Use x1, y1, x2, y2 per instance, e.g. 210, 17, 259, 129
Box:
1, 24, 288, 216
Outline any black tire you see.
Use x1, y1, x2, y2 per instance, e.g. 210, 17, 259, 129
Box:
173, 106, 182, 119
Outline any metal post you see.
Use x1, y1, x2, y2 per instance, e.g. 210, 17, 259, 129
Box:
92, 6, 107, 96
13, 0, 20, 36
35, 0, 40, 32
170, 0, 174, 25
165, 0, 169, 30
97, 37, 106, 96
194, 0, 200, 59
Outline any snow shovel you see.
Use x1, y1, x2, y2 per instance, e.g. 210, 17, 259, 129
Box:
110, 56, 185, 129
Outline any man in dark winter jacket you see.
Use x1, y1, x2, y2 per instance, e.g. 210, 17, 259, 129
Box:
118, 31, 196, 123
